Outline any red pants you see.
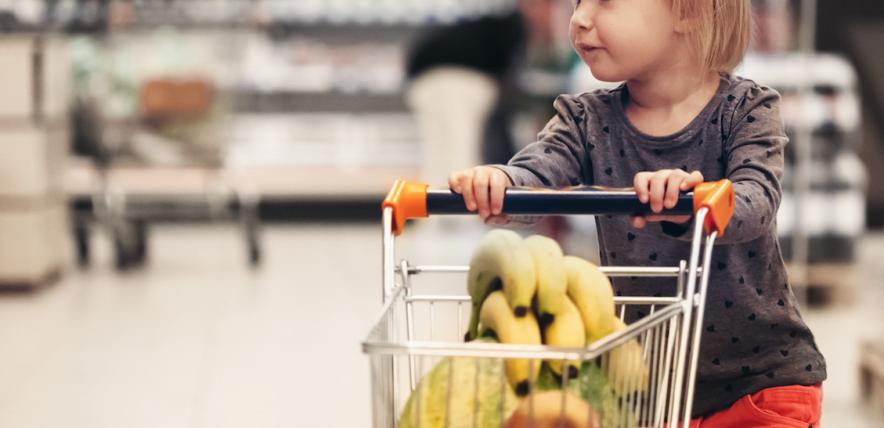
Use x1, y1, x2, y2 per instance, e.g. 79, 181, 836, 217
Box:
688, 384, 823, 427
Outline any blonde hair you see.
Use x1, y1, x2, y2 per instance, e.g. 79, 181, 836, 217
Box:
671, 0, 752, 72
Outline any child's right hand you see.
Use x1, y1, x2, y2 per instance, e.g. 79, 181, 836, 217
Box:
448, 166, 513, 223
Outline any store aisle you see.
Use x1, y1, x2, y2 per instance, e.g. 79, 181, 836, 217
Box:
0, 223, 880, 427
0, 224, 383, 428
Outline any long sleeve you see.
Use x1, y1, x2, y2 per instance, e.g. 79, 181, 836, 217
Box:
717, 88, 787, 244
653, 87, 787, 244
493, 94, 593, 188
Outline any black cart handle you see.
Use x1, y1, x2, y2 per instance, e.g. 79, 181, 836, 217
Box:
383, 180, 734, 237
425, 186, 694, 216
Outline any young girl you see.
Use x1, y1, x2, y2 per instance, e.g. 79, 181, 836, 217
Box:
449, 0, 826, 426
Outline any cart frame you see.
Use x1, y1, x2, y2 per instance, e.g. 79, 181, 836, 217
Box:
364, 180, 735, 428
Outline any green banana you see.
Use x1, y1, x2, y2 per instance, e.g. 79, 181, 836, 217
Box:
466, 229, 536, 340
542, 296, 586, 380
479, 290, 542, 396
563, 256, 618, 342
523, 235, 568, 328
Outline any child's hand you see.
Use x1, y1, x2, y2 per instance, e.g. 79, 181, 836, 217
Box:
631, 169, 704, 229
449, 166, 513, 224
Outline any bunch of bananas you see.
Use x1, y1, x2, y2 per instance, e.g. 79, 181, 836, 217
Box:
466, 230, 649, 397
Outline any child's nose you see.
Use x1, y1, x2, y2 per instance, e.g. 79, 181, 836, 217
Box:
570, 1, 596, 31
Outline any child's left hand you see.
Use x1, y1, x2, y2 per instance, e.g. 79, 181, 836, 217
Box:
631, 169, 704, 229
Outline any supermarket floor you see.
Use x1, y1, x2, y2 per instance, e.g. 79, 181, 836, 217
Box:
0, 221, 882, 428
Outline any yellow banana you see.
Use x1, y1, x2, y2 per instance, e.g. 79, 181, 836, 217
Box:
479, 291, 542, 396
542, 297, 586, 380
523, 235, 568, 328
605, 319, 649, 395
562, 256, 618, 342
563, 256, 647, 395
466, 229, 536, 340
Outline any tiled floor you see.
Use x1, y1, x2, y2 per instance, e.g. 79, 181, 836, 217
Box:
0, 221, 881, 427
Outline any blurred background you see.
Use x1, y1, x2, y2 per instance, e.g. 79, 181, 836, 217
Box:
0, 0, 881, 427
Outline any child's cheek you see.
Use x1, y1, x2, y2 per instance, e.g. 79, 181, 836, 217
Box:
568, 19, 578, 48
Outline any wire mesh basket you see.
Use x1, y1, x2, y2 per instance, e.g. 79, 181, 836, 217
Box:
364, 180, 735, 428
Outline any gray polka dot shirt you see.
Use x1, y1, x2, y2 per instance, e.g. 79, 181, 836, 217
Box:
494, 74, 827, 417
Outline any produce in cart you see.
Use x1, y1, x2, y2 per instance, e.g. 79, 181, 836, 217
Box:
535, 362, 624, 427
466, 229, 537, 341
478, 290, 543, 395
605, 319, 650, 396
523, 235, 569, 328
541, 296, 586, 379
397, 352, 519, 428
463, 231, 646, 425
563, 256, 618, 343
503, 390, 599, 428
467, 231, 650, 395
564, 256, 648, 395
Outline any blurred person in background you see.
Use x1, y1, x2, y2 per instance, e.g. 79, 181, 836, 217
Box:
405, 0, 559, 185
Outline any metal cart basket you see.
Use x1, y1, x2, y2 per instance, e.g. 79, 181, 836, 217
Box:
364, 180, 735, 428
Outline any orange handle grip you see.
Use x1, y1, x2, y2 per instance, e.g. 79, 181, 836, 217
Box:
382, 180, 428, 236
692, 179, 735, 236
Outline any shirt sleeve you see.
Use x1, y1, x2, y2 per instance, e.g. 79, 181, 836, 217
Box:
654, 86, 788, 245
487, 94, 592, 227
493, 94, 593, 188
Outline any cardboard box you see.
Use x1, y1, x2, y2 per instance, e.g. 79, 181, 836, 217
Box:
0, 121, 69, 198
0, 200, 69, 283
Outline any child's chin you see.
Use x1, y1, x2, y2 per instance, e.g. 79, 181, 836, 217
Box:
587, 66, 624, 83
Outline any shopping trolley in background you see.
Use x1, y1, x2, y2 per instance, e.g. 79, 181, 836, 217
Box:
364, 180, 734, 428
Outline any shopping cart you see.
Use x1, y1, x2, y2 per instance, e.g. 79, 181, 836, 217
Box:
364, 179, 734, 428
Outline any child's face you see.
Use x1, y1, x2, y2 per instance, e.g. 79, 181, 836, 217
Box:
569, 0, 685, 82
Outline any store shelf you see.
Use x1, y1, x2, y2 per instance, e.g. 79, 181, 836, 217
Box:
231, 90, 408, 114
739, 53, 857, 92
43, 0, 520, 39
264, 22, 424, 44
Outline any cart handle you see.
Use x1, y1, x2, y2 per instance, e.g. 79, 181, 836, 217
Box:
382, 179, 733, 237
